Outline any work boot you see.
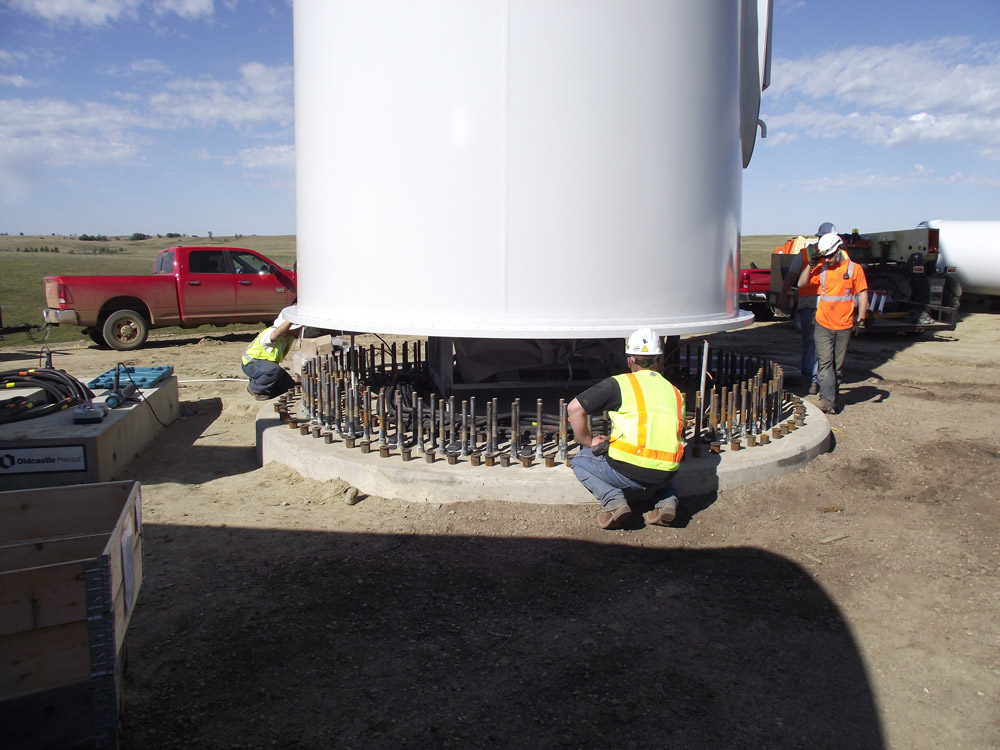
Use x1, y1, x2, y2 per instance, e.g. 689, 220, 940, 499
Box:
644, 498, 677, 527
818, 400, 835, 414
597, 504, 632, 530
808, 382, 819, 395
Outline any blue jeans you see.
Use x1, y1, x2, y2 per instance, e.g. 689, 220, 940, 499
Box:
813, 324, 852, 408
797, 306, 818, 384
571, 447, 678, 511
242, 358, 295, 397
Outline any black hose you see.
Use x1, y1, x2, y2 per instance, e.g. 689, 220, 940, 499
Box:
0, 367, 93, 424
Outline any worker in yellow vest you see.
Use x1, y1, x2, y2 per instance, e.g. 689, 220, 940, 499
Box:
241, 313, 301, 400
568, 328, 685, 530
798, 233, 868, 414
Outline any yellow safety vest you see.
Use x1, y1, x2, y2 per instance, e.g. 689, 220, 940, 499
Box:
607, 371, 685, 472
242, 327, 291, 365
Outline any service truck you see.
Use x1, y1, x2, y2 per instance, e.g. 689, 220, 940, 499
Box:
43, 246, 297, 350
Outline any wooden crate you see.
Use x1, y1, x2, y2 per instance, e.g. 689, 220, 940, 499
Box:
0, 480, 143, 749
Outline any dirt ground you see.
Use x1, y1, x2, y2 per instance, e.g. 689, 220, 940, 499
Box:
3, 312, 999, 749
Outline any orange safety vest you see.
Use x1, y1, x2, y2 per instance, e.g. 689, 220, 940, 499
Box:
797, 247, 820, 300
812, 257, 868, 330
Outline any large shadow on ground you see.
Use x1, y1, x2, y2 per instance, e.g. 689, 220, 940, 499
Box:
121, 526, 883, 749
128, 396, 260, 484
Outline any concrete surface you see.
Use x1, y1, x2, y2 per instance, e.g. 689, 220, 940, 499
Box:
258, 400, 831, 505
0, 378, 179, 490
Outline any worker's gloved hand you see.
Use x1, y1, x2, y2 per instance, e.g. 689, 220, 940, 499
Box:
853, 317, 868, 336
808, 247, 823, 267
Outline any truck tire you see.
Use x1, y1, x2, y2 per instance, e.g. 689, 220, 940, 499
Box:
102, 309, 149, 351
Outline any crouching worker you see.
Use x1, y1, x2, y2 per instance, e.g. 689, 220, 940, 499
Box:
568, 328, 686, 530
242, 313, 300, 400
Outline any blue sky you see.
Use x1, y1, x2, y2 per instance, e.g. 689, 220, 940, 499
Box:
1, 0, 998, 237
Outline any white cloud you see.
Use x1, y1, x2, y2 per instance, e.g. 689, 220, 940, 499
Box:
0, 49, 30, 66
101, 58, 171, 76
766, 37, 1000, 155
227, 144, 293, 169
130, 58, 171, 74
0, 74, 36, 88
152, 0, 212, 20
7, 0, 214, 25
787, 165, 1000, 192
0, 97, 144, 167
147, 62, 293, 129
6, 0, 142, 26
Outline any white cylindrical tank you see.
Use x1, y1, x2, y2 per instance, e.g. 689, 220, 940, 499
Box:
290, 0, 770, 337
924, 220, 1000, 297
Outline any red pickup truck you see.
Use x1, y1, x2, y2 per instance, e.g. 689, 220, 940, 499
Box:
43, 246, 297, 350
738, 264, 775, 320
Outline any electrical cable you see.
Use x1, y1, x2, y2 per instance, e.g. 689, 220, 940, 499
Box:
116, 363, 170, 428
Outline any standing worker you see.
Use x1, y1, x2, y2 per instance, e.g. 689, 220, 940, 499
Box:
799, 233, 868, 414
778, 221, 837, 394
567, 328, 686, 530
241, 313, 301, 400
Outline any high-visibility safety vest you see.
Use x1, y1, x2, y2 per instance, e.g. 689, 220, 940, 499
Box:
812, 257, 868, 331
607, 371, 685, 473
242, 327, 291, 365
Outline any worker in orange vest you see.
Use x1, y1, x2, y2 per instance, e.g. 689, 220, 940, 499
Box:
779, 221, 837, 394
798, 233, 868, 414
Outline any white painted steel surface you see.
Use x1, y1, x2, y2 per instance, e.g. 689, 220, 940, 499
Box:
924, 220, 1000, 297
291, 1, 770, 337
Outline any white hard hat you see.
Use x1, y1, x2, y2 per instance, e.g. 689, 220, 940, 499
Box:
816, 221, 837, 236
626, 328, 663, 356
817, 232, 843, 257
274, 312, 302, 330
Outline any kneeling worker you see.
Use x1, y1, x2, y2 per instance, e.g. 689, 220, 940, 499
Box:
568, 328, 686, 530
242, 313, 301, 400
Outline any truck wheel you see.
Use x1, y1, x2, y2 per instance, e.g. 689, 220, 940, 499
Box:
102, 309, 149, 351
